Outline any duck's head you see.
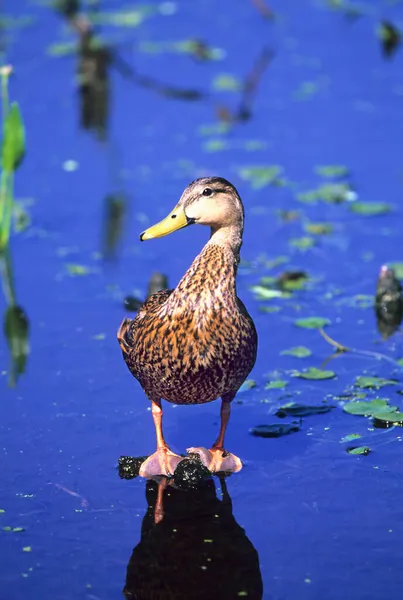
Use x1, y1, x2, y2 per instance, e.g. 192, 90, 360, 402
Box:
140, 177, 244, 241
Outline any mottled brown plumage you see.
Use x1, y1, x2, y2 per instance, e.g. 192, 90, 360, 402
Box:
117, 177, 258, 477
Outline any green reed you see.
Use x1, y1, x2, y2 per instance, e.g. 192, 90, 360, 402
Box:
0, 65, 25, 252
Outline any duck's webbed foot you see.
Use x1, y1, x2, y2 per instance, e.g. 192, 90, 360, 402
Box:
186, 446, 243, 474
139, 447, 184, 478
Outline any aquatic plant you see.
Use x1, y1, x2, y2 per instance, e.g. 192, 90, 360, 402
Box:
0, 65, 29, 387
0, 65, 25, 251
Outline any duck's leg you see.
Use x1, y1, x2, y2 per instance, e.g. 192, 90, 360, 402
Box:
139, 398, 184, 478
187, 394, 243, 474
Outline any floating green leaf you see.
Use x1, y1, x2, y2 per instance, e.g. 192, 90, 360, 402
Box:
66, 264, 91, 276
354, 376, 397, 389
350, 202, 391, 216
373, 411, 403, 423
239, 379, 256, 392
238, 166, 286, 189
259, 305, 281, 313
250, 286, 290, 300
304, 222, 333, 235
265, 379, 287, 390
2, 102, 25, 172
297, 183, 353, 204
340, 433, 362, 443
343, 399, 390, 415
203, 139, 228, 152
212, 73, 241, 92
292, 367, 335, 380
347, 446, 370, 455
290, 236, 316, 250
294, 317, 330, 329
281, 346, 312, 358
92, 7, 154, 27
315, 165, 349, 178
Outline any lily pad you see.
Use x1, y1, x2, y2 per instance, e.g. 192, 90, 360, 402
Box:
347, 446, 371, 455
343, 399, 390, 416
281, 346, 312, 358
259, 305, 281, 313
277, 271, 308, 291
297, 182, 353, 204
290, 236, 316, 250
372, 411, 403, 423
212, 73, 241, 92
265, 379, 287, 390
275, 402, 334, 417
292, 367, 336, 380
315, 165, 349, 178
238, 165, 286, 189
304, 222, 333, 235
249, 423, 300, 438
354, 376, 397, 389
294, 317, 330, 329
350, 202, 391, 216
250, 286, 289, 300
66, 264, 91, 276
340, 433, 362, 443
239, 379, 256, 392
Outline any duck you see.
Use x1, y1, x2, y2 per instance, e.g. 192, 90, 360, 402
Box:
117, 177, 258, 477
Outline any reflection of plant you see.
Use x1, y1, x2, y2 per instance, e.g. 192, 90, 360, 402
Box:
0, 65, 29, 387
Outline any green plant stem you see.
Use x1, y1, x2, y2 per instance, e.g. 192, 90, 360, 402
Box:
0, 66, 11, 250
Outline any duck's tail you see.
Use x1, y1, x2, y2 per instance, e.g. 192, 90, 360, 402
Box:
117, 318, 132, 356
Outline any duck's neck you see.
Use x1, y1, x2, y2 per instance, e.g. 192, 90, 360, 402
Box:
171, 224, 243, 306
207, 223, 243, 264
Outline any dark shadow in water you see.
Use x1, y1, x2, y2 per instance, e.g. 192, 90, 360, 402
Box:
123, 272, 169, 313
119, 458, 263, 600
375, 265, 403, 339
216, 47, 273, 126
0, 246, 30, 387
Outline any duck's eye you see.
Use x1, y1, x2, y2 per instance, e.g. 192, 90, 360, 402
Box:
202, 187, 213, 197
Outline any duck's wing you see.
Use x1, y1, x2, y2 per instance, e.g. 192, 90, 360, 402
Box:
117, 289, 174, 357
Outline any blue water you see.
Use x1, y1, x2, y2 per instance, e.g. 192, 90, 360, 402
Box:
2, 1, 403, 598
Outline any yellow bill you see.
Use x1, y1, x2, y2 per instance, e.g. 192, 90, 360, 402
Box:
140, 204, 194, 241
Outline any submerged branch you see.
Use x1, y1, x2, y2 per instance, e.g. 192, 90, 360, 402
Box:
318, 327, 402, 369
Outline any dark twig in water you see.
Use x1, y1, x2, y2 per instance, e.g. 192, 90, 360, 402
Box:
250, 0, 275, 19
216, 47, 273, 125
112, 52, 206, 101
237, 47, 273, 121
318, 328, 402, 369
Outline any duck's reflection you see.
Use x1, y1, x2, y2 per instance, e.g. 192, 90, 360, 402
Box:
119, 458, 263, 600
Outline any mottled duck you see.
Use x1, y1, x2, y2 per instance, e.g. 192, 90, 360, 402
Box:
118, 177, 258, 477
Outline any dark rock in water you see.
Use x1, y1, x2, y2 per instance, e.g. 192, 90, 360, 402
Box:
250, 423, 300, 438
123, 295, 144, 312
173, 455, 211, 490
379, 21, 401, 59
147, 272, 168, 298
375, 265, 403, 339
275, 403, 334, 418
118, 455, 149, 479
